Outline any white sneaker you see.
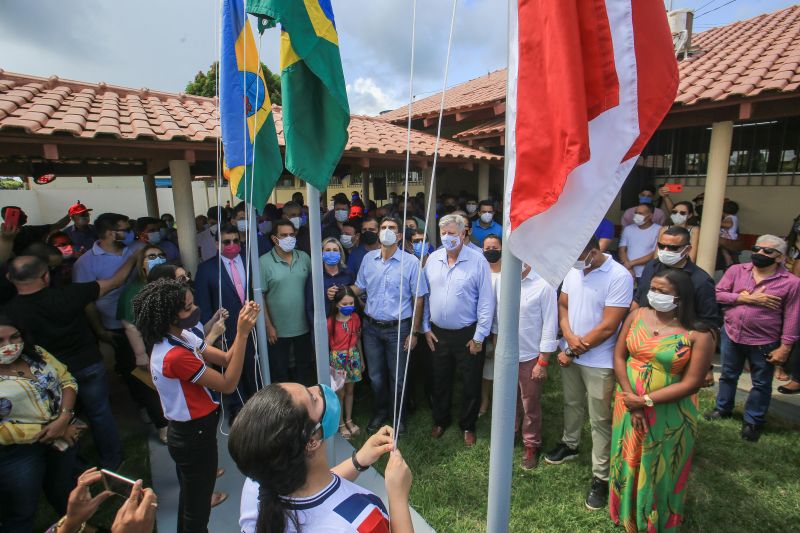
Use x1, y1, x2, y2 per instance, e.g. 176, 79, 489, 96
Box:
158, 427, 168, 445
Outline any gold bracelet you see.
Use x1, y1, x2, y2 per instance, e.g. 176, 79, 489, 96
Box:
55, 516, 86, 533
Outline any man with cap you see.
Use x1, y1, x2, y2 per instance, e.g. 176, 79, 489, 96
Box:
64, 201, 98, 257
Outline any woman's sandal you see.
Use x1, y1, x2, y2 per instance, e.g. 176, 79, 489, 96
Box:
211, 491, 228, 507
345, 419, 361, 437
339, 423, 352, 440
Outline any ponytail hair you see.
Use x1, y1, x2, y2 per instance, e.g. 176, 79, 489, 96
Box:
228, 384, 318, 533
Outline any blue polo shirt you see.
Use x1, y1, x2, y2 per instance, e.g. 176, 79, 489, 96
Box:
471, 220, 503, 246
347, 244, 369, 275
72, 242, 134, 330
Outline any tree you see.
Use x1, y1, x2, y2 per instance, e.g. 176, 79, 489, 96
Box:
185, 61, 282, 105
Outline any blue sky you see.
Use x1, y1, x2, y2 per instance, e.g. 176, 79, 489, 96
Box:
0, 0, 795, 115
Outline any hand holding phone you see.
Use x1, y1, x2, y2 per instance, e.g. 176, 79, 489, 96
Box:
3, 207, 21, 232
101, 469, 138, 499
664, 183, 683, 194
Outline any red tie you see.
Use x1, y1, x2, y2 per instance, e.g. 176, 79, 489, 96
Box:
229, 259, 245, 303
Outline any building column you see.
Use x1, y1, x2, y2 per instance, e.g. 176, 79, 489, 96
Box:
361, 168, 371, 207
143, 174, 159, 218
696, 121, 733, 275
478, 163, 490, 201
423, 167, 438, 246
169, 160, 199, 275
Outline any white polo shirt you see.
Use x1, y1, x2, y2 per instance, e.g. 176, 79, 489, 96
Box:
619, 223, 661, 277
560, 254, 633, 369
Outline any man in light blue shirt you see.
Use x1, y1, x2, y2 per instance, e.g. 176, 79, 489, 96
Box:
423, 214, 495, 446
349, 217, 428, 434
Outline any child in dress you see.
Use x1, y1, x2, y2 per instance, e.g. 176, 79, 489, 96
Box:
328, 286, 364, 439
719, 200, 741, 267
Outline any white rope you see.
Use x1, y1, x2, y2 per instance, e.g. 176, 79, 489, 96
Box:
393, 0, 459, 449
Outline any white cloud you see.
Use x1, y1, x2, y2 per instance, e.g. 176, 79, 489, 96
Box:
346, 77, 403, 115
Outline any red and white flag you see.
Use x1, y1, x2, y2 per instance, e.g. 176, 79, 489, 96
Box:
505, 0, 678, 286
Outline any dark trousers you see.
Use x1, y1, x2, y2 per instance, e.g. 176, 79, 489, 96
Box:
269, 332, 315, 386
431, 323, 485, 432
168, 410, 219, 533
788, 343, 800, 382
362, 318, 411, 422
0, 443, 78, 533
111, 331, 168, 429
716, 329, 780, 426
221, 336, 261, 420
71, 361, 123, 469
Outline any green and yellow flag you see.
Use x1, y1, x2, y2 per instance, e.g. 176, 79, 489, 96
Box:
247, 0, 350, 191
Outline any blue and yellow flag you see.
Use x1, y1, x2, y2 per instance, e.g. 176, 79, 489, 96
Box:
247, 0, 349, 192
220, 0, 282, 208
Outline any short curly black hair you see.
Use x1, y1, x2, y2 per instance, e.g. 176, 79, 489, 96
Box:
132, 278, 189, 349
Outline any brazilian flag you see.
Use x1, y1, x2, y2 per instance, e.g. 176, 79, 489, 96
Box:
247, 0, 350, 191
220, 0, 283, 207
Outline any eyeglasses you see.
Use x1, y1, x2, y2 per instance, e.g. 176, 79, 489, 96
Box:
657, 243, 686, 252
671, 210, 689, 215
145, 253, 167, 260
221, 239, 241, 245
752, 245, 779, 255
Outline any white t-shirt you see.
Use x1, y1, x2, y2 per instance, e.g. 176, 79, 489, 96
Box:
619, 223, 661, 277
560, 255, 633, 369
490, 270, 501, 335
518, 270, 559, 362
240, 475, 390, 533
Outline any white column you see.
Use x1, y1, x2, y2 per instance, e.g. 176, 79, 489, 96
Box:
143, 174, 159, 218
478, 163, 490, 201
696, 121, 733, 275
169, 160, 199, 275
423, 167, 437, 247
361, 168, 371, 206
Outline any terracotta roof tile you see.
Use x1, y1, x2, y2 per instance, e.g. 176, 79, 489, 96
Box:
453, 118, 505, 140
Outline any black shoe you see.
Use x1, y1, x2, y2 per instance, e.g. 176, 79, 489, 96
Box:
543, 442, 579, 465
741, 423, 762, 442
367, 414, 387, 433
585, 476, 609, 511
703, 408, 732, 421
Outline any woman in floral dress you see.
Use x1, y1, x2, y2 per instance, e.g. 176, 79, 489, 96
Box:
609, 269, 714, 532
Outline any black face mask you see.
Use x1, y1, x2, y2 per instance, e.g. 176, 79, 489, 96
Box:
175, 307, 201, 330
751, 253, 777, 268
484, 250, 501, 263
361, 231, 378, 245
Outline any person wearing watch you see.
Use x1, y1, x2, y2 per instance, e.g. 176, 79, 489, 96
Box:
232, 382, 414, 533
609, 269, 714, 532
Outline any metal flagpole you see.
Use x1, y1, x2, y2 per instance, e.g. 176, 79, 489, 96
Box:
486, 0, 521, 530
247, 204, 271, 385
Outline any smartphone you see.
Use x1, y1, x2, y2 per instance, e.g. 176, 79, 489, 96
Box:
3, 207, 20, 231
101, 469, 137, 498
665, 183, 683, 193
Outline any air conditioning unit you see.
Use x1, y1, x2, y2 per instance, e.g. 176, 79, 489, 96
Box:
668, 8, 694, 59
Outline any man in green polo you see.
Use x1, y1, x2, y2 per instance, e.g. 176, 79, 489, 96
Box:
259, 218, 313, 385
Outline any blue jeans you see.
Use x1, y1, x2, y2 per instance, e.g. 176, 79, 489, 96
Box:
0, 443, 78, 533
716, 329, 779, 426
362, 318, 411, 422
71, 361, 123, 469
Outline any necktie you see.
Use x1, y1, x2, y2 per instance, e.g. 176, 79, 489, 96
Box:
229, 259, 245, 303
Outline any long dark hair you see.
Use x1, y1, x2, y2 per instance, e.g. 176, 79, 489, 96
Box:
787, 213, 800, 257
645, 270, 710, 332
328, 285, 358, 317
0, 315, 44, 364
228, 384, 318, 533
147, 263, 180, 283
132, 278, 188, 349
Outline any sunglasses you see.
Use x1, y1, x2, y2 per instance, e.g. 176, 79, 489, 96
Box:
657, 243, 686, 252
752, 245, 779, 255
145, 253, 167, 260
221, 239, 240, 245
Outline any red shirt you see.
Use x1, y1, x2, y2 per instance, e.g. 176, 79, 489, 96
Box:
328, 314, 361, 351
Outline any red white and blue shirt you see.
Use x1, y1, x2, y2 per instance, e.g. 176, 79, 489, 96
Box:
150, 329, 217, 422
240, 474, 390, 533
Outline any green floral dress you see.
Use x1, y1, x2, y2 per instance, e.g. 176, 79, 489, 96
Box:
609, 315, 698, 532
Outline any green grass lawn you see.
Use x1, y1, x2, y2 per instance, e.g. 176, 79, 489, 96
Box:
349, 366, 800, 532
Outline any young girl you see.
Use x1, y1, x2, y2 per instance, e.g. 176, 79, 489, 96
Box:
327, 286, 364, 439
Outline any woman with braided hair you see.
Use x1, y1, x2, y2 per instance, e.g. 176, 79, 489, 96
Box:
132, 278, 259, 533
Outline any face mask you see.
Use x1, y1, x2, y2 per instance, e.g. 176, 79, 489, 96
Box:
484, 249, 501, 263
412, 241, 426, 257
222, 242, 241, 259
340, 234, 354, 249
339, 305, 355, 316
0, 342, 23, 364
159, 227, 168, 239
441, 234, 461, 251
146, 256, 167, 271
379, 228, 397, 246
751, 253, 776, 268
146, 231, 162, 245
647, 291, 678, 312
480, 212, 494, 224
361, 231, 378, 245
632, 214, 647, 226
573, 254, 591, 270
209, 225, 218, 236
165, 220, 174, 229
117, 230, 134, 245
258, 220, 273, 235
638, 195, 653, 204
277, 236, 296, 253
236, 219, 248, 233
670, 213, 688, 226
300, 213, 308, 227
289, 217, 302, 230
57, 245, 74, 258
334, 209, 349, 223
322, 251, 341, 265
466, 203, 478, 214
314, 384, 341, 440
176, 307, 201, 330
657, 247, 686, 266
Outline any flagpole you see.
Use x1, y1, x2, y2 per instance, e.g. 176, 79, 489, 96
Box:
486, 0, 521, 530
247, 203, 271, 386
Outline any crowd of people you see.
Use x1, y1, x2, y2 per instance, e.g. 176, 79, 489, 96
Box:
0, 186, 798, 532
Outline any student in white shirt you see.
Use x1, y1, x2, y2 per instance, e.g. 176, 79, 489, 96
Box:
619, 203, 662, 280
230, 382, 414, 533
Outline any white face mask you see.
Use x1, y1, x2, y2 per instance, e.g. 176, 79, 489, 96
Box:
466, 204, 478, 214
340, 234, 354, 248
441, 234, 461, 250
647, 290, 678, 312
0, 342, 23, 364
480, 212, 494, 224
334, 209, 349, 223
289, 217, 302, 230
379, 228, 397, 247
633, 213, 647, 226
236, 219, 248, 233
277, 236, 297, 253
657, 247, 686, 266
146, 231, 162, 245
670, 213, 688, 226
573, 252, 592, 271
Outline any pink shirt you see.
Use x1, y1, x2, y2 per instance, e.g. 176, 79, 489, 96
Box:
716, 263, 800, 345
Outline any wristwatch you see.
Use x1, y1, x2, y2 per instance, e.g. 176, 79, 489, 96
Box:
351, 450, 368, 472
564, 348, 575, 358
473, 340, 483, 348
643, 394, 654, 407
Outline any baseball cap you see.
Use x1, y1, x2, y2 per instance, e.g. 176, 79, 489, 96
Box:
68, 201, 92, 217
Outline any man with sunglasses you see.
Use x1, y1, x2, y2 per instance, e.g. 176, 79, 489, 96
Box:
706, 236, 800, 441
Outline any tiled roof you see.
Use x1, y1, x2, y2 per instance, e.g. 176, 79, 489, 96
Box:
0, 71, 497, 162
453, 118, 505, 140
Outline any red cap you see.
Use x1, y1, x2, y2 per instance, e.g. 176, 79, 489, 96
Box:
68, 201, 92, 217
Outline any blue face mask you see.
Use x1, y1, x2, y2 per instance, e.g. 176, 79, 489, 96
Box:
315, 384, 341, 440
118, 229, 135, 246
339, 305, 355, 316
638, 195, 653, 204
300, 213, 308, 227
146, 256, 167, 271
322, 251, 341, 266
412, 241, 426, 257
